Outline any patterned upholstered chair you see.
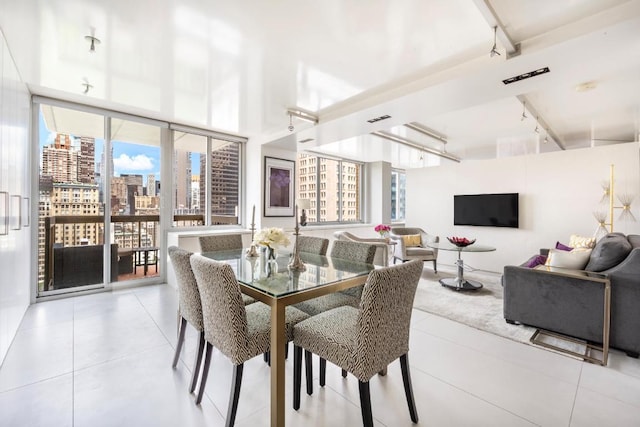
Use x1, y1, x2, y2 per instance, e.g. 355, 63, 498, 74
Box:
198, 234, 243, 252
167, 246, 256, 394
292, 260, 424, 426
297, 235, 329, 255
167, 246, 205, 393
295, 240, 376, 394
389, 227, 439, 273
189, 254, 308, 425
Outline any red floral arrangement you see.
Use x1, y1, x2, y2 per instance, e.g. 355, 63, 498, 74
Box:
374, 224, 391, 236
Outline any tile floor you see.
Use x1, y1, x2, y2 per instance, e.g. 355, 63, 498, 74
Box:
1, 282, 640, 427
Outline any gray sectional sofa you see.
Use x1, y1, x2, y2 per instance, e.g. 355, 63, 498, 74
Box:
503, 233, 640, 358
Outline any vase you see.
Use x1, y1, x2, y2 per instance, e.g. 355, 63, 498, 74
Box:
267, 246, 277, 261
266, 246, 278, 276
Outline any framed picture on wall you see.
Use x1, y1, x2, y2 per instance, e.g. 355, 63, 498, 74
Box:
264, 156, 295, 217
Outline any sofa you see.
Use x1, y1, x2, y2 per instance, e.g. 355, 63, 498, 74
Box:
503, 233, 640, 357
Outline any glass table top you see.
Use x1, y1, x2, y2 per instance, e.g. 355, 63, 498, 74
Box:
201, 249, 374, 298
427, 242, 496, 252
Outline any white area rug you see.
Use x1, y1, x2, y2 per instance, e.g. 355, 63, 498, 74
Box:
413, 267, 535, 343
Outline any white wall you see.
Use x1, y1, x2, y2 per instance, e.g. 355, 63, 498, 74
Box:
406, 143, 640, 273
0, 30, 31, 364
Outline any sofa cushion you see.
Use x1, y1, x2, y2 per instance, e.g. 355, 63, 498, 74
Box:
584, 233, 632, 272
569, 234, 596, 249
545, 248, 592, 270
523, 254, 547, 268
402, 234, 422, 247
628, 234, 640, 249
555, 241, 572, 251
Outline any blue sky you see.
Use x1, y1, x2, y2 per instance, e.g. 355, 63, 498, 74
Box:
39, 113, 201, 184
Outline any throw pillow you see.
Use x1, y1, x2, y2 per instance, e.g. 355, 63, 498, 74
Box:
569, 234, 596, 249
544, 248, 592, 270
402, 234, 422, 247
524, 254, 547, 268
584, 233, 632, 272
555, 241, 572, 251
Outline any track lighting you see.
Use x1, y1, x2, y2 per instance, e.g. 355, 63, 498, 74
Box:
534, 117, 540, 133
288, 113, 294, 132
490, 26, 501, 57
84, 35, 101, 52
81, 78, 93, 94
520, 101, 527, 121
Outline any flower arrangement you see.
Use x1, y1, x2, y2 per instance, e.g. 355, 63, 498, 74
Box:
253, 227, 291, 249
374, 224, 391, 237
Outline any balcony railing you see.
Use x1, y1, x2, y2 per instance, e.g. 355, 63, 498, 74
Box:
41, 213, 237, 291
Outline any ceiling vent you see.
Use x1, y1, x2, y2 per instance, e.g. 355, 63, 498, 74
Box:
367, 114, 391, 124
298, 138, 314, 144
502, 67, 550, 85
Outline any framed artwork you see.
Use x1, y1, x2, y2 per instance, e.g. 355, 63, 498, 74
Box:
264, 156, 295, 217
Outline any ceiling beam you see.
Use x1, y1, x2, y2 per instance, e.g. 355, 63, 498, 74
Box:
371, 131, 461, 163
472, 0, 520, 58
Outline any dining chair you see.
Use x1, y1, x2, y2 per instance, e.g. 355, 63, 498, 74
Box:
198, 234, 244, 252
168, 246, 256, 393
297, 235, 329, 255
295, 240, 376, 394
292, 260, 424, 427
189, 254, 309, 425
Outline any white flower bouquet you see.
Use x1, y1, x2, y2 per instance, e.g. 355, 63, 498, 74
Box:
253, 227, 291, 249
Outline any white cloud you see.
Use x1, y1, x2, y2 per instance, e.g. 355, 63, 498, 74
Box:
113, 154, 154, 172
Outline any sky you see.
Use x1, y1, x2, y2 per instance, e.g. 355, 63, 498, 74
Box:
38, 112, 201, 184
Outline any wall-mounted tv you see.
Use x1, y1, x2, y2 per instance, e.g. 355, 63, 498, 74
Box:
454, 193, 519, 228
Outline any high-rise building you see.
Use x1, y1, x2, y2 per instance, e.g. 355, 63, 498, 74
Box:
147, 174, 156, 197
42, 134, 79, 183
78, 136, 95, 184
50, 183, 102, 247
190, 175, 200, 211
204, 142, 239, 219
174, 149, 191, 209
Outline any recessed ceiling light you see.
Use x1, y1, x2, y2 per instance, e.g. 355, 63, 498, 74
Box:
575, 81, 597, 92
502, 67, 550, 85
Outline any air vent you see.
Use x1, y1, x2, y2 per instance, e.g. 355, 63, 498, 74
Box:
502, 67, 550, 85
367, 114, 391, 123
298, 138, 314, 143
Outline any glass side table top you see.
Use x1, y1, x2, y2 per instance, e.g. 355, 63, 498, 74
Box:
427, 242, 496, 252
426, 242, 495, 291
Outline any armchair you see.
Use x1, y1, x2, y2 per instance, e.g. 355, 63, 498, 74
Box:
389, 227, 439, 273
333, 231, 390, 266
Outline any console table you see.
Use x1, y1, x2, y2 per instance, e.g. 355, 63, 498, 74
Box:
427, 242, 495, 290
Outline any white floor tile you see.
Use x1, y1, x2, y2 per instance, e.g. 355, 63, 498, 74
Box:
0, 374, 73, 427
579, 357, 640, 409
0, 321, 73, 392
571, 386, 640, 427
18, 298, 74, 331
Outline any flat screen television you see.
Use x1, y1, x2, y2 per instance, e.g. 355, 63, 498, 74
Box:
454, 193, 519, 228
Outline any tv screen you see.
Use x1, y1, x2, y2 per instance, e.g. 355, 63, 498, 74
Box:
454, 193, 519, 228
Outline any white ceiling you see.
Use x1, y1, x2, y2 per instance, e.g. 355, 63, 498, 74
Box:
1, 0, 639, 168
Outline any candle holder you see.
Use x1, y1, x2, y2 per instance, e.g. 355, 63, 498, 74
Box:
288, 204, 306, 271
246, 227, 259, 257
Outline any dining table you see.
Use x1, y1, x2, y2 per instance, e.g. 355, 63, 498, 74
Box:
201, 248, 375, 427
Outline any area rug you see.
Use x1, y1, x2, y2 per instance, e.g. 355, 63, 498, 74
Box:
412, 267, 535, 343
413, 267, 589, 356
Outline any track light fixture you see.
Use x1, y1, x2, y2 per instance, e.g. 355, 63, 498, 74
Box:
288, 113, 294, 132
534, 117, 540, 133
490, 26, 501, 57
81, 78, 93, 94
520, 101, 527, 121
84, 35, 101, 52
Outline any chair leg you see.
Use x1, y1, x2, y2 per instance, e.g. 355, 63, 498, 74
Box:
226, 364, 244, 427
172, 317, 187, 368
400, 354, 419, 423
358, 380, 374, 427
293, 345, 302, 410
196, 342, 213, 405
319, 358, 326, 387
433, 260, 437, 274
341, 369, 348, 378
264, 351, 270, 366
285, 342, 289, 359
378, 366, 387, 376
305, 350, 313, 395
189, 331, 205, 393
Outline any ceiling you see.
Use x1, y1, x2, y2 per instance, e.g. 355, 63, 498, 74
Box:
1, 0, 639, 169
